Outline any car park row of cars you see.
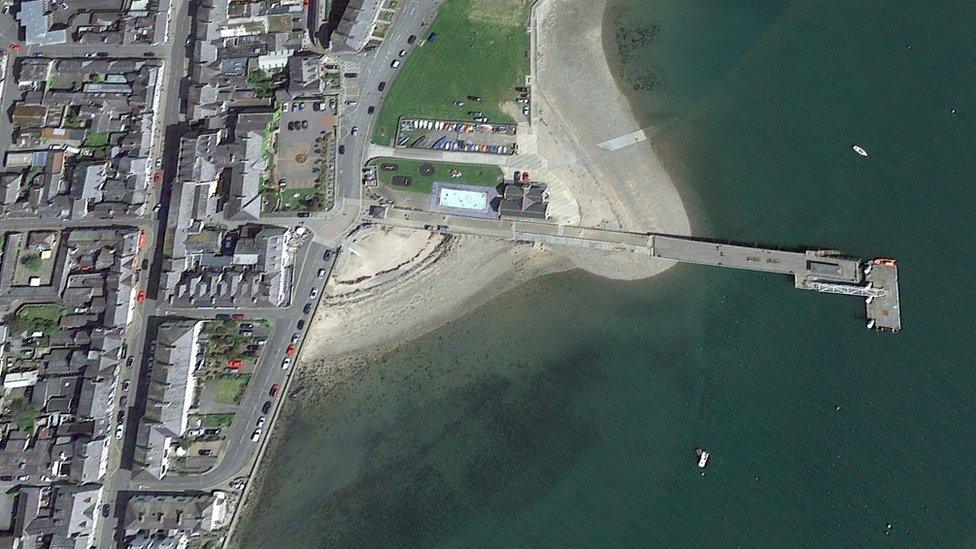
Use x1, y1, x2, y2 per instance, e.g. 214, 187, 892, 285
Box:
250, 248, 333, 443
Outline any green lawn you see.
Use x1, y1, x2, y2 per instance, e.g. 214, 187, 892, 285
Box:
279, 188, 320, 211
82, 131, 110, 148
195, 413, 235, 428
371, 0, 533, 145
210, 374, 251, 406
11, 304, 66, 337
369, 157, 503, 194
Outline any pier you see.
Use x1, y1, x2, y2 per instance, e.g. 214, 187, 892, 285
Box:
369, 207, 902, 331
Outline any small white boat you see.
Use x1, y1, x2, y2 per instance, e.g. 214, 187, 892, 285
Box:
867, 318, 876, 329
696, 448, 710, 468
852, 144, 869, 157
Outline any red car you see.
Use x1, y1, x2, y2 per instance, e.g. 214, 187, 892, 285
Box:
232, 313, 246, 321
9, 43, 22, 53
153, 171, 163, 184
285, 344, 296, 357
269, 384, 280, 397
227, 359, 243, 369
136, 290, 146, 304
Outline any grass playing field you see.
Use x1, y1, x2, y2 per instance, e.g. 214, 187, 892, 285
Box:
371, 0, 533, 145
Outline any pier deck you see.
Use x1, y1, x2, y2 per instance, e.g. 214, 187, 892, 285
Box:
865, 260, 902, 331
369, 207, 901, 330
650, 235, 862, 284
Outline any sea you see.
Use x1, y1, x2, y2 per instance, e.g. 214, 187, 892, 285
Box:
239, 1, 976, 546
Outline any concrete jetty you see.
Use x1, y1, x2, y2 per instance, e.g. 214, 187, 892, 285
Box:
369, 207, 902, 331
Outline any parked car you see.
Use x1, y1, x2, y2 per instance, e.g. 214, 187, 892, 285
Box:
119, 395, 128, 407
338, 145, 345, 154
378, 81, 386, 92
303, 303, 312, 314
270, 384, 280, 397
262, 401, 272, 414
101, 504, 111, 518
391, 59, 400, 68
323, 250, 332, 260
232, 313, 246, 320
251, 429, 262, 442
407, 35, 417, 44
121, 379, 130, 392
115, 424, 124, 439
257, 416, 266, 428
399, 49, 407, 57
291, 333, 300, 344
428, 33, 439, 42
281, 357, 292, 369
343, 72, 358, 78
297, 319, 305, 330
198, 449, 213, 456
317, 268, 326, 278
367, 106, 375, 114
350, 126, 358, 136
310, 287, 318, 299
117, 410, 125, 422
285, 345, 296, 357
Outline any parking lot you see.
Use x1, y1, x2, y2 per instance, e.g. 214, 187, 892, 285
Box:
394, 118, 517, 155
272, 99, 337, 211
276, 99, 336, 191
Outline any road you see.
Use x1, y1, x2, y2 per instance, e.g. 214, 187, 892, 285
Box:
334, 0, 442, 200
127, 240, 336, 493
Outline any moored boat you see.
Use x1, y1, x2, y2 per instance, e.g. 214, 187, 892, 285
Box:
696, 448, 710, 468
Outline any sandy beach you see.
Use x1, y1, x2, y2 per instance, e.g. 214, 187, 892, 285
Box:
233, 1, 693, 539
303, 0, 689, 357
298, 0, 691, 363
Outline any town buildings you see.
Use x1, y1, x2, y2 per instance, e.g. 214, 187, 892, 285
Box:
133, 321, 204, 480
2, 57, 162, 220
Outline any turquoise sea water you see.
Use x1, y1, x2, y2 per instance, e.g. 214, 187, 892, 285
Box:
240, 1, 976, 546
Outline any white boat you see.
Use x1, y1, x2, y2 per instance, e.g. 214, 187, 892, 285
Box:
696, 448, 710, 468
852, 144, 869, 157
867, 318, 876, 329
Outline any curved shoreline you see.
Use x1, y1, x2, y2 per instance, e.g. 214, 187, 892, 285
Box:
234, 2, 693, 541
297, 0, 694, 361
533, 0, 691, 237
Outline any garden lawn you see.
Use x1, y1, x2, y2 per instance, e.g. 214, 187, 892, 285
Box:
12, 304, 66, 337
372, 0, 533, 145
211, 374, 251, 406
196, 413, 236, 428
369, 157, 503, 194
82, 131, 110, 148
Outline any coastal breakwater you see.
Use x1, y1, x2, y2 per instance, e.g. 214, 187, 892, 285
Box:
370, 207, 902, 331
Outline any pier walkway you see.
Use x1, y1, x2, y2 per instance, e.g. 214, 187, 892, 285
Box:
369, 207, 901, 331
